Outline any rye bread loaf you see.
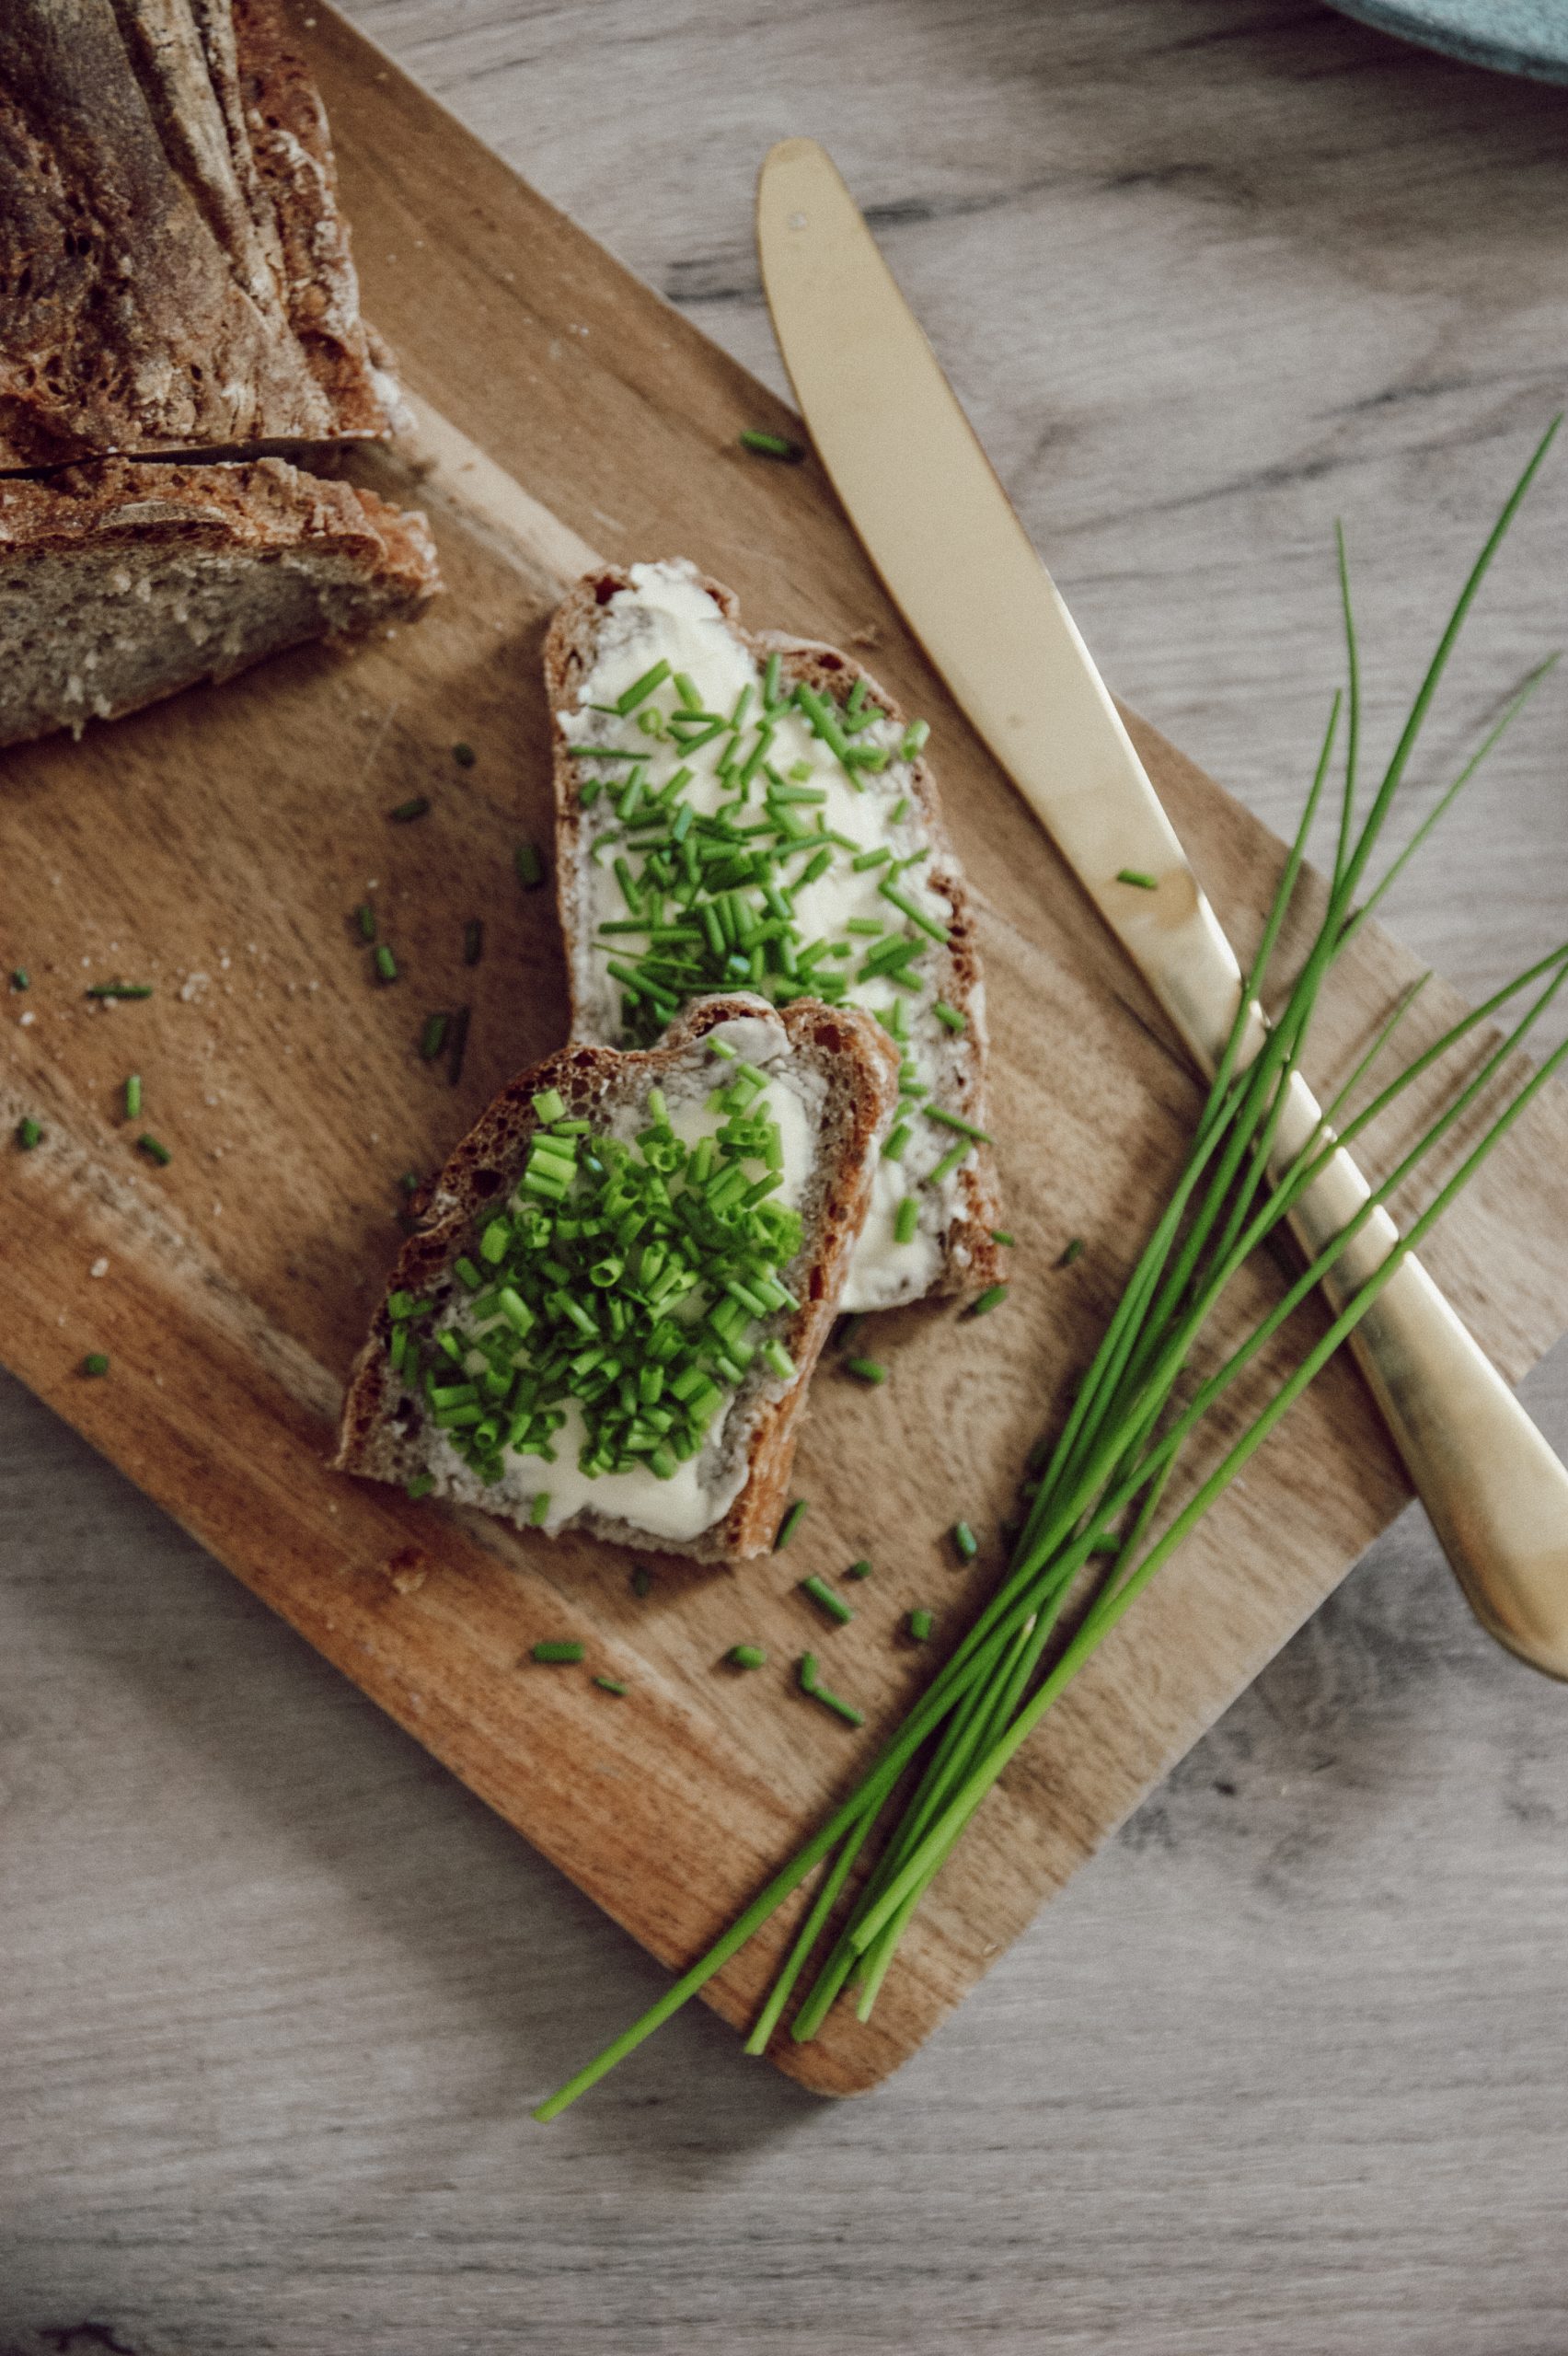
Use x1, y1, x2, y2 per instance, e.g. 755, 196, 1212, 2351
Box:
544, 560, 1000, 1311
0, 454, 439, 747
334, 996, 901, 1563
0, 0, 391, 468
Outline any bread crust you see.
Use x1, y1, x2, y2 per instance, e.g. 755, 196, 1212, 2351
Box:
544, 563, 1001, 1303
333, 996, 902, 1563
0, 0, 388, 468
0, 453, 440, 745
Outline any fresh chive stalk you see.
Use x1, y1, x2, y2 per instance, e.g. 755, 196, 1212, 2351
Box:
530, 427, 1568, 2121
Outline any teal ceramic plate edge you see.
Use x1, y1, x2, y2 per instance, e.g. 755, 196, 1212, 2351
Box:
1327, 0, 1568, 83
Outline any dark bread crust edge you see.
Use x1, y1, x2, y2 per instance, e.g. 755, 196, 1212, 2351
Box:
543, 563, 1000, 1302
332, 995, 901, 1563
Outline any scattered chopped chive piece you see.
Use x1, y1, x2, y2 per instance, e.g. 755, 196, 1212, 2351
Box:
775, 1498, 809, 1550
514, 840, 546, 889
878, 882, 951, 943
406, 1472, 434, 1499
991, 1230, 1016, 1248
729, 1644, 767, 1671
531, 1639, 585, 1664
925, 1105, 992, 1143
801, 1575, 854, 1625
967, 1284, 1009, 1318
16, 1117, 41, 1150
1058, 1236, 1085, 1267
797, 1654, 865, 1727
419, 1011, 449, 1061
882, 1122, 911, 1162
894, 1195, 920, 1245
529, 1492, 551, 1526
594, 1676, 629, 1695
81, 1352, 110, 1378
136, 1134, 171, 1166
86, 981, 153, 1000
463, 918, 484, 966
908, 1607, 934, 1643
928, 1139, 972, 1186
10, 969, 28, 990
846, 1558, 873, 1581
532, 1087, 566, 1123
739, 428, 805, 462
355, 903, 377, 941
447, 1005, 471, 1086
1116, 868, 1159, 889
762, 1338, 797, 1381
123, 1074, 142, 1120
373, 945, 398, 986
951, 1519, 979, 1562
901, 720, 930, 759
631, 1566, 652, 1598
398, 1171, 421, 1196
845, 1357, 887, 1385
616, 660, 672, 714
453, 742, 477, 768
933, 999, 966, 1034
389, 796, 432, 823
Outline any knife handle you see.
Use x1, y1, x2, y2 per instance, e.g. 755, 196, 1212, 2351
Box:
1272, 1069, 1568, 1680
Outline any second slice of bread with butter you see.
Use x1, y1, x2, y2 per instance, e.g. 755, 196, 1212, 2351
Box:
545, 560, 1000, 1312
334, 996, 899, 1562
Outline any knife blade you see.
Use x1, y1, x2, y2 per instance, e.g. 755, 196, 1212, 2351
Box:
756, 135, 1568, 1679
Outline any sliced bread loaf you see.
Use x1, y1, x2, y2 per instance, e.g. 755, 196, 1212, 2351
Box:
545, 559, 999, 1312
0, 0, 391, 468
0, 455, 439, 747
334, 996, 900, 1563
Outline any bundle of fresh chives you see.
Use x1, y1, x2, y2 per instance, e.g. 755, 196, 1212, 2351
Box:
534, 421, 1565, 2122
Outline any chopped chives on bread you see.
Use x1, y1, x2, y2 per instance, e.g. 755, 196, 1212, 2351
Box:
0, 0, 391, 469
334, 997, 901, 1563
545, 559, 999, 1312
0, 456, 440, 748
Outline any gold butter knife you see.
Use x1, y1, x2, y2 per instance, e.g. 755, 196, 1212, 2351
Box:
756, 135, 1568, 1680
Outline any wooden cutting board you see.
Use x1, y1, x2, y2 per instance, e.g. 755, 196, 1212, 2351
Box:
5, 5, 1568, 2101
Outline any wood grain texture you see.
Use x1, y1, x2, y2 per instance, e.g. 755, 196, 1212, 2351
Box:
5, 2, 1568, 2349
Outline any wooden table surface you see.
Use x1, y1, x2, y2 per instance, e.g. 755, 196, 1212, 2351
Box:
5, 4, 1568, 2350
